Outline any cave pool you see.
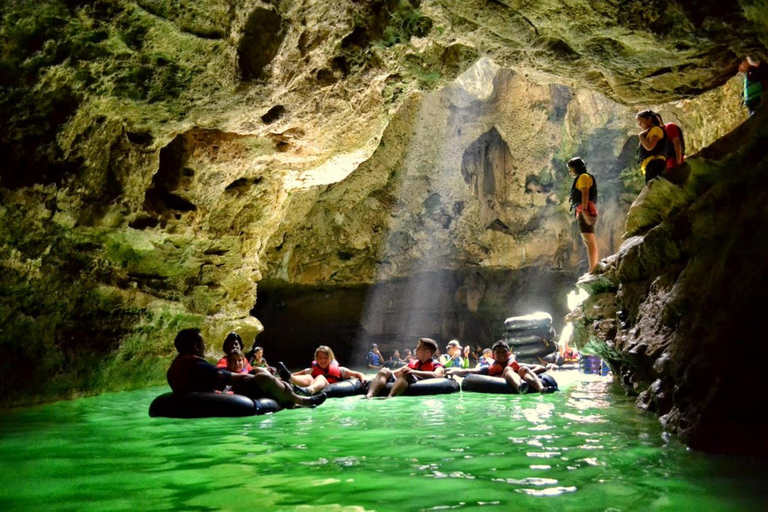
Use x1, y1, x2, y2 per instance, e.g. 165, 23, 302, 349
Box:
1, 372, 766, 511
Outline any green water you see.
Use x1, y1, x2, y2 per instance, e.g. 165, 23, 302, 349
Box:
1, 373, 766, 511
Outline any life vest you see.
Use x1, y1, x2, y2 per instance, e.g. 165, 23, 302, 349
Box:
408, 358, 442, 373
569, 173, 597, 211
745, 65, 764, 107
637, 125, 668, 170
216, 357, 252, 373
311, 360, 343, 383
487, 358, 520, 376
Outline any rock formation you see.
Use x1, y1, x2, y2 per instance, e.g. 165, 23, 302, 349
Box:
0, 0, 766, 456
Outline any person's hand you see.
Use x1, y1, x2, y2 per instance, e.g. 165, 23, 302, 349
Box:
401, 366, 412, 375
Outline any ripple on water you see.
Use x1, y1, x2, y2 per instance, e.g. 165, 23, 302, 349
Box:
0, 375, 767, 510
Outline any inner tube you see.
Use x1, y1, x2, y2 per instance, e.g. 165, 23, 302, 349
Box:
149, 392, 281, 418
503, 312, 552, 332
505, 334, 555, 347
505, 325, 556, 340
461, 373, 558, 394
371, 377, 460, 397
511, 340, 556, 359
323, 379, 364, 398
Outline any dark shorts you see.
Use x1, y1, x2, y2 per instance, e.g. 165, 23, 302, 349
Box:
577, 212, 596, 234
644, 158, 666, 183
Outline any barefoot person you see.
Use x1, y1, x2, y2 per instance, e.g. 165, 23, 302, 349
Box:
277, 345, 365, 396
567, 157, 599, 273
365, 338, 445, 398
167, 328, 326, 408
447, 340, 552, 393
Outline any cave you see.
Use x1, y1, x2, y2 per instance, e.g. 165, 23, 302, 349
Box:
1, 0, 768, 508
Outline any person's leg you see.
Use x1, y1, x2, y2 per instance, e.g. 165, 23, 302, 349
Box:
645, 159, 664, 183
518, 367, 544, 392
306, 375, 329, 395
501, 367, 523, 392
388, 374, 415, 397
240, 373, 326, 408
291, 374, 313, 386
364, 368, 392, 398
580, 232, 599, 272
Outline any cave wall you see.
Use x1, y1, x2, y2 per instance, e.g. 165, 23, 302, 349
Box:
256, 267, 575, 368
566, 108, 768, 457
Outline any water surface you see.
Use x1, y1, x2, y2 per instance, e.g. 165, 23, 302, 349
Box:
1, 373, 766, 511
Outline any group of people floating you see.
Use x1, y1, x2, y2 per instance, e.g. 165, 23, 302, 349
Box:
365, 341, 492, 370
167, 329, 556, 410
568, 56, 764, 274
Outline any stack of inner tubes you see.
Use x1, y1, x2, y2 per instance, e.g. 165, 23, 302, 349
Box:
503, 312, 558, 364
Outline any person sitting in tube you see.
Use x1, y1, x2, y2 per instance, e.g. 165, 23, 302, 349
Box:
439, 340, 465, 368
447, 340, 553, 394
276, 346, 365, 396
215, 331, 252, 373
225, 349, 249, 374
477, 348, 494, 368
366, 344, 385, 369
167, 328, 327, 408
364, 338, 445, 398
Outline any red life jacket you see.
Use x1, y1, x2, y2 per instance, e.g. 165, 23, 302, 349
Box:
408, 358, 443, 373
311, 360, 343, 383
487, 358, 520, 376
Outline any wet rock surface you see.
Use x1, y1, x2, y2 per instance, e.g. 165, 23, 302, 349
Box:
567, 109, 768, 457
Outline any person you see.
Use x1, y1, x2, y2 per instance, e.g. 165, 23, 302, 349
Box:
636, 110, 668, 184
215, 331, 252, 372
248, 346, 269, 369
366, 344, 385, 369
440, 340, 465, 368
282, 345, 365, 396
567, 157, 599, 273
461, 345, 473, 368
403, 349, 415, 363
740, 56, 764, 116
225, 349, 249, 374
166, 328, 326, 408
364, 338, 445, 398
477, 348, 494, 368
447, 340, 552, 393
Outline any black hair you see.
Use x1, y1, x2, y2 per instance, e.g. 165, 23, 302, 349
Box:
175, 328, 202, 354
567, 157, 587, 174
636, 109, 661, 126
418, 337, 438, 353
491, 339, 510, 351
222, 331, 243, 354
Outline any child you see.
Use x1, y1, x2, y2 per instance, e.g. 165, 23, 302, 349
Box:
365, 338, 445, 398
403, 349, 415, 363
249, 346, 269, 369
448, 340, 552, 393
225, 349, 249, 374
215, 331, 252, 373
281, 346, 365, 396
476, 348, 494, 368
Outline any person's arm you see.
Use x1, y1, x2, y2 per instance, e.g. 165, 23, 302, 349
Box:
520, 363, 548, 375
673, 137, 683, 165
580, 187, 590, 211
447, 367, 483, 377
639, 128, 661, 151
340, 367, 365, 382
402, 364, 445, 379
